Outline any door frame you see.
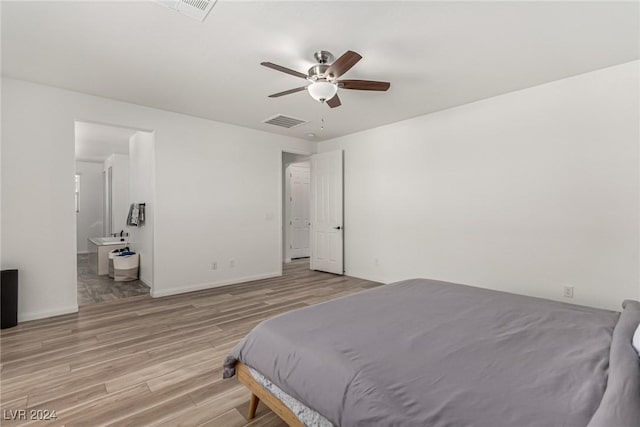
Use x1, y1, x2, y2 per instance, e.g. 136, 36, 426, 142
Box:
279, 149, 314, 273
74, 119, 157, 305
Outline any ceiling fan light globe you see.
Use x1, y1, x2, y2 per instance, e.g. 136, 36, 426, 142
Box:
308, 81, 338, 103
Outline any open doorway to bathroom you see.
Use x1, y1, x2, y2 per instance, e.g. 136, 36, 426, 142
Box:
282, 152, 311, 270
75, 121, 155, 305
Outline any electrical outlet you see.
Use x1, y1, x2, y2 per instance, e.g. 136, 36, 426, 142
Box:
563, 285, 574, 299
211, 261, 217, 270
229, 259, 236, 268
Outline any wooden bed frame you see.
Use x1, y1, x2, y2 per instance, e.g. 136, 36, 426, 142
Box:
236, 362, 305, 427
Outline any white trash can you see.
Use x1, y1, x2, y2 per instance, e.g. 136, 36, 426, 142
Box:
113, 253, 139, 282
108, 249, 120, 279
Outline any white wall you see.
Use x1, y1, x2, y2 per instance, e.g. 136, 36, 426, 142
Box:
104, 153, 129, 236
319, 61, 639, 311
1, 78, 315, 321
128, 131, 155, 287
75, 161, 103, 253
2, 80, 78, 320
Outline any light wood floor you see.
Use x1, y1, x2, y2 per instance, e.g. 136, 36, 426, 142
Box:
0, 260, 379, 426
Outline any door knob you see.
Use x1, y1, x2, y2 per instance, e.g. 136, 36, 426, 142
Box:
333, 226, 342, 230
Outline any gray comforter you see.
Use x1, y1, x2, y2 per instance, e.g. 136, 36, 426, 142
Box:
224, 279, 640, 427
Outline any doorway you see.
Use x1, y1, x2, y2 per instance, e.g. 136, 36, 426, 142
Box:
75, 121, 155, 305
283, 152, 311, 267
281, 149, 344, 275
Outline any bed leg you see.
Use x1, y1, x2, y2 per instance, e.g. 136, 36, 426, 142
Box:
248, 393, 260, 419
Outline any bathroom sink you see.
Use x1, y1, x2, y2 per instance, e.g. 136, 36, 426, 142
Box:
89, 236, 128, 246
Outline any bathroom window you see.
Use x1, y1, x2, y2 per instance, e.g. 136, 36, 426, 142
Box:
75, 174, 80, 213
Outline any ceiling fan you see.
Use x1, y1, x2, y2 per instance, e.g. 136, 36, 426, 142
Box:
261, 50, 390, 108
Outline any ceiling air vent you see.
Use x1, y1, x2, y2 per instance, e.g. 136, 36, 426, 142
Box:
263, 115, 308, 129
154, 0, 218, 22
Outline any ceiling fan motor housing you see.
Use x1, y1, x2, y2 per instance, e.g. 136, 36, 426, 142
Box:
309, 51, 337, 81
308, 64, 331, 81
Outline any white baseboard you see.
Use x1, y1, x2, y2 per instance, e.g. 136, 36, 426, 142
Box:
18, 305, 79, 323
151, 272, 281, 298
139, 276, 153, 289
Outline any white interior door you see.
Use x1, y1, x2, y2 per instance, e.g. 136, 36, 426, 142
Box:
310, 150, 343, 274
289, 164, 310, 259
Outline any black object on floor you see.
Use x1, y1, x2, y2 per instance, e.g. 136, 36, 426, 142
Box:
1, 269, 19, 329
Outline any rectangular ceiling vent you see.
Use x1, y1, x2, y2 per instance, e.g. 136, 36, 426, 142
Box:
154, 0, 217, 22
263, 114, 308, 129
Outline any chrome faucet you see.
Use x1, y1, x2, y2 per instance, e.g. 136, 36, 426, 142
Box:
112, 230, 129, 240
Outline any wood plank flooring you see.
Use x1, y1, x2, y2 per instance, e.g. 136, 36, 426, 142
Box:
0, 260, 380, 426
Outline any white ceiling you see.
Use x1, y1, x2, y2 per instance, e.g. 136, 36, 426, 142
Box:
3, 1, 638, 141
75, 121, 136, 162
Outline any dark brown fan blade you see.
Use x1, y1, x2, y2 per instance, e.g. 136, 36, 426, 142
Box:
261, 62, 308, 79
268, 86, 307, 98
339, 80, 390, 91
326, 94, 341, 108
324, 51, 362, 79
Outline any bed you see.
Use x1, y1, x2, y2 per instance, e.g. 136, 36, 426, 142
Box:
223, 278, 640, 427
